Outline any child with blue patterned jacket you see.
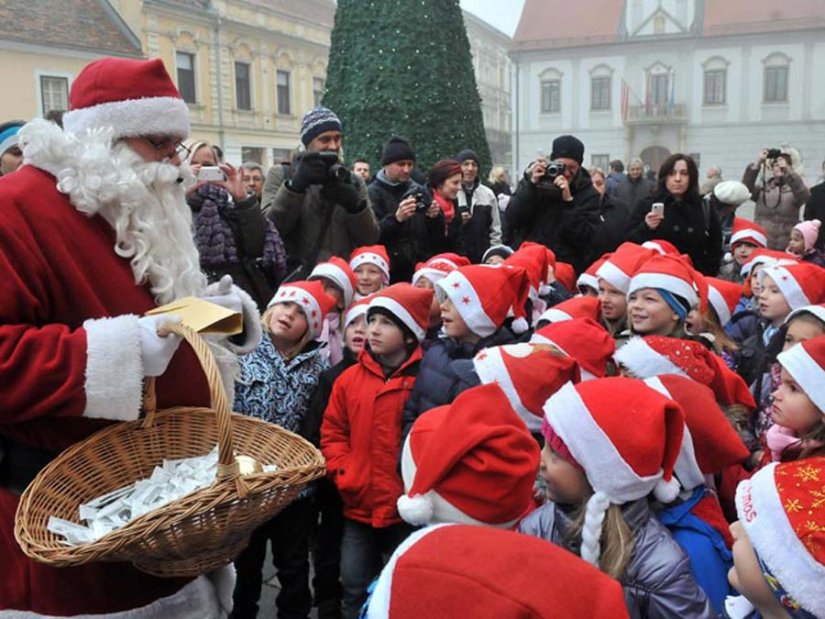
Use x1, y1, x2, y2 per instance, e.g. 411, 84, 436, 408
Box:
231, 280, 336, 619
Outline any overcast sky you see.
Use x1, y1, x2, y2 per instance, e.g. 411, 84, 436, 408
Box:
460, 0, 525, 37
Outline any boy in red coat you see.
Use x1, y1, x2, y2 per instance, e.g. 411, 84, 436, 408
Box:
320, 283, 432, 619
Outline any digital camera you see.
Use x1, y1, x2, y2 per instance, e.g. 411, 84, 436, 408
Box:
402, 187, 430, 213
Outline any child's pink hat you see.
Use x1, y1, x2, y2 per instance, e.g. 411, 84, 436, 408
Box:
793, 219, 821, 252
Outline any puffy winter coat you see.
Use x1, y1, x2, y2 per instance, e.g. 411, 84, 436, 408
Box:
321, 347, 422, 527
742, 164, 810, 250
518, 499, 715, 619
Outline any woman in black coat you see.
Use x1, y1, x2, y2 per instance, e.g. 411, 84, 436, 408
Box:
627, 154, 722, 276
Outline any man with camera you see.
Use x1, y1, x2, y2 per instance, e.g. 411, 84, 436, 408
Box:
262, 107, 378, 276
742, 147, 810, 249
451, 148, 502, 264
504, 134, 601, 273
368, 136, 443, 283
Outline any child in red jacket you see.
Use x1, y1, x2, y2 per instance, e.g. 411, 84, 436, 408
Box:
320, 283, 432, 619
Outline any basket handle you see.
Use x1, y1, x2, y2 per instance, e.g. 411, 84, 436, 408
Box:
142, 322, 244, 490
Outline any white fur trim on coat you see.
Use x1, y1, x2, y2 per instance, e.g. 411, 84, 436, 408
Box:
62, 96, 190, 140
83, 315, 143, 421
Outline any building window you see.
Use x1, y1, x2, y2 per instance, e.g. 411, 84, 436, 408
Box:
176, 52, 196, 103
591, 154, 610, 171
40, 75, 69, 114
313, 78, 325, 107
764, 66, 788, 103
703, 69, 726, 105
272, 147, 292, 164
276, 70, 291, 115
591, 77, 611, 111
650, 74, 669, 105
540, 79, 560, 114
241, 146, 264, 164
235, 62, 251, 110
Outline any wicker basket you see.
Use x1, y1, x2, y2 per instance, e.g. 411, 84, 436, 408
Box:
14, 322, 326, 577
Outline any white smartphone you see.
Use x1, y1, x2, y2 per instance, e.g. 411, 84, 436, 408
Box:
651, 202, 665, 216
198, 166, 225, 182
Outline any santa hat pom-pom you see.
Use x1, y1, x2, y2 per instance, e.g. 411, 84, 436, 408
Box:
511, 317, 529, 334
397, 493, 434, 526
653, 477, 681, 504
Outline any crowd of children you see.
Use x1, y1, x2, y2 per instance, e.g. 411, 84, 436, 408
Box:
229, 209, 825, 618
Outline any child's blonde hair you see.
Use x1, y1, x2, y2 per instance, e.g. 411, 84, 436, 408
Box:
262, 303, 313, 361
566, 493, 635, 580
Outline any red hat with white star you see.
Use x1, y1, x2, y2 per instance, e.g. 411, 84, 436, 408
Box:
736, 459, 825, 618
63, 57, 190, 139
267, 280, 337, 339
777, 334, 825, 413
531, 318, 615, 380
730, 217, 768, 249
597, 242, 656, 294
537, 295, 601, 325
310, 257, 357, 307
349, 245, 391, 284
473, 343, 580, 432
436, 265, 530, 337
368, 283, 433, 342
760, 262, 825, 311
706, 277, 743, 327
365, 524, 630, 619
412, 252, 470, 287
398, 384, 540, 527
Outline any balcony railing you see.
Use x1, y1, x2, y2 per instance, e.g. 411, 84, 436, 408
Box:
625, 103, 688, 125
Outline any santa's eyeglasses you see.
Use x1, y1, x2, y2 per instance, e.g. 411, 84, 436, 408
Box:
142, 136, 190, 159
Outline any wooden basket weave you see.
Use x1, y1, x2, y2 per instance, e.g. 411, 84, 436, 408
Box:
14, 322, 325, 578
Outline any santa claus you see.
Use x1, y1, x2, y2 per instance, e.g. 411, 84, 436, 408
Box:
0, 57, 261, 616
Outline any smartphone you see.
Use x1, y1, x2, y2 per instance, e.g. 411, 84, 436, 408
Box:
198, 166, 225, 182
651, 202, 665, 217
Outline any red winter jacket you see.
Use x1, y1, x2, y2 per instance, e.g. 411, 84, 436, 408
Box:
321, 347, 421, 527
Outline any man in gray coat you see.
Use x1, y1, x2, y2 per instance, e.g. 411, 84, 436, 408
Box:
262, 107, 378, 275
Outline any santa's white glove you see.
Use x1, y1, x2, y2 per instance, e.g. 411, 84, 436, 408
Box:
203, 274, 243, 315
138, 315, 182, 377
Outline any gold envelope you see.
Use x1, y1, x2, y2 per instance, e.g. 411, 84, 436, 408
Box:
145, 297, 243, 335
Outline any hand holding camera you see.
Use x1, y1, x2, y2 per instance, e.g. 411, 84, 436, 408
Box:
396, 195, 418, 222
529, 157, 548, 185
291, 151, 349, 193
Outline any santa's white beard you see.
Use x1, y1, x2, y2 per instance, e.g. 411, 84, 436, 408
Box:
20, 119, 206, 304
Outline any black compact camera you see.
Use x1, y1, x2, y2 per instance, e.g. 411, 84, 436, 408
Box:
544, 160, 567, 179
402, 187, 430, 213
766, 148, 782, 160
309, 151, 350, 183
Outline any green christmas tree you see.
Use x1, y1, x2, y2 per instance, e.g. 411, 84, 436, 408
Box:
323, 0, 492, 175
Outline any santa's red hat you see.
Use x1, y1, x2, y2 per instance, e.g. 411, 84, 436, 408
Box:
536, 295, 601, 325
597, 242, 656, 294
531, 318, 615, 380
412, 253, 470, 286
554, 261, 576, 292
641, 239, 680, 256
310, 257, 357, 308
267, 280, 337, 339
473, 343, 580, 432
504, 244, 551, 300
777, 335, 825, 413
542, 378, 684, 566
729, 217, 768, 249
628, 254, 706, 311
349, 245, 391, 284
736, 460, 825, 618
436, 265, 530, 336
367, 283, 432, 342
705, 277, 743, 327
760, 262, 825, 310
577, 255, 607, 293
740, 248, 797, 277
63, 57, 190, 139
398, 384, 540, 527
785, 304, 825, 327
615, 336, 756, 410
343, 296, 371, 329
366, 524, 630, 619
520, 241, 556, 269
643, 375, 749, 492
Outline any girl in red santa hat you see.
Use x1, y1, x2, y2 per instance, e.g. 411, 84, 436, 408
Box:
309, 256, 358, 365
686, 276, 743, 369
349, 245, 391, 299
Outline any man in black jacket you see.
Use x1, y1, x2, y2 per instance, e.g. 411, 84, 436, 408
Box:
504, 134, 601, 273
804, 160, 825, 250
368, 136, 443, 282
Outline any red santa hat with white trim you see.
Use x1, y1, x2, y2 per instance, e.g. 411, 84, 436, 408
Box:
536, 295, 601, 325
541, 378, 684, 567
759, 262, 825, 311
554, 261, 577, 293
777, 334, 825, 413
504, 243, 552, 299
736, 459, 825, 618
343, 296, 371, 329
267, 280, 337, 339
785, 304, 825, 328
577, 255, 607, 293
740, 248, 797, 277
531, 318, 615, 380
365, 524, 631, 619
62, 57, 190, 139
627, 254, 707, 311
435, 264, 530, 336
729, 217, 768, 249
705, 277, 743, 327
597, 242, 656, 294
472, 343, 580, 433
412, 252, 469, 287
310, 257, 357, 308
398, 384, 540, 527
643, 375, 749, 492
367, 283, 432, 342
641, 239, 680, 256
349, 245, 391, 284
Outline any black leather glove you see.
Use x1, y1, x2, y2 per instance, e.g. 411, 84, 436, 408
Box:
322, 179, 363, 213
289, 156, 330, 193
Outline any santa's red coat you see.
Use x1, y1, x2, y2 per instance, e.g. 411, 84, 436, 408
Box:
0, 165, 213, 614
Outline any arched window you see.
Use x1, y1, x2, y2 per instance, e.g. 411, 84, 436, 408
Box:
589, 64, 613, 111
702, 56, 729, 105
539, 68, 562, 114
763, 52, 791, 103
